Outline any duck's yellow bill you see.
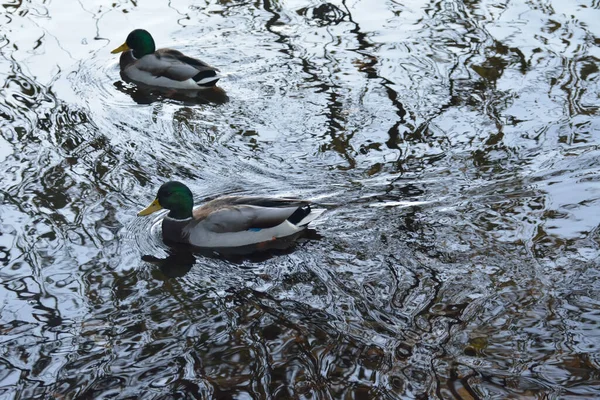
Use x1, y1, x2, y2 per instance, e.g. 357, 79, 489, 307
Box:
111, 42, 130, 54
138, 199, 163, 216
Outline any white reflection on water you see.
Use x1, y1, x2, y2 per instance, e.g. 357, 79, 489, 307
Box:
1, 0, 600, 398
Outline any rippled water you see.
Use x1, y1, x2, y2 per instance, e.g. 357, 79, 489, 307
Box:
1, 0, 600, 398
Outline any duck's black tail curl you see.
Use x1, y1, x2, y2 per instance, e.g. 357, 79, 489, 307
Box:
193, 70, 219, 86
287, 204, 312, 225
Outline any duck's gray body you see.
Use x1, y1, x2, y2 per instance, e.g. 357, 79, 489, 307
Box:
162, 196, 324, 248
120, 48, 220, 89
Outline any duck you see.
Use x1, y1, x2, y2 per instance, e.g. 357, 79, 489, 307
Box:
111, 29, 220, 90
137, 181, 325, 249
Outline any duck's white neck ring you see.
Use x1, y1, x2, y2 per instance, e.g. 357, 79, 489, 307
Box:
164, 216, 193, 222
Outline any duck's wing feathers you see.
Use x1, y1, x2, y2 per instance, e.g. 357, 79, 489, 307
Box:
159, 49, 218, 70
193, 197, 309, 234
225, 196, 309, 209
135, 48, 219, 83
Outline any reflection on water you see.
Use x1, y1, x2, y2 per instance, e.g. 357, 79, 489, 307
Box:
1, 0, 600, 398
114, 79, 230, 105
143, 228, 322, 279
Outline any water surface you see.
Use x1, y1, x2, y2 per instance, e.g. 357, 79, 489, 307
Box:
1, 0, 600, 398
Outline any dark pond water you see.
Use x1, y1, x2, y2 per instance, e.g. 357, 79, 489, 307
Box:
2, 0, 600, 398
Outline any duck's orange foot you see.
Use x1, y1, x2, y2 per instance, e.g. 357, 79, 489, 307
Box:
256, 237, 278, 250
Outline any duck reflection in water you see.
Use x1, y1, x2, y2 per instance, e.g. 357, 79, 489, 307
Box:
143, 229, 322, 278
113, 79, 229, 105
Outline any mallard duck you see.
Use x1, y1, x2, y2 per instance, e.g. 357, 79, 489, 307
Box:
111, 29, 220, 89
138, 181, 325, 248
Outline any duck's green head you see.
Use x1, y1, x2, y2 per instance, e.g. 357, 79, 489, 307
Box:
111, 29, 156, 58
138, 181, 194, 220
